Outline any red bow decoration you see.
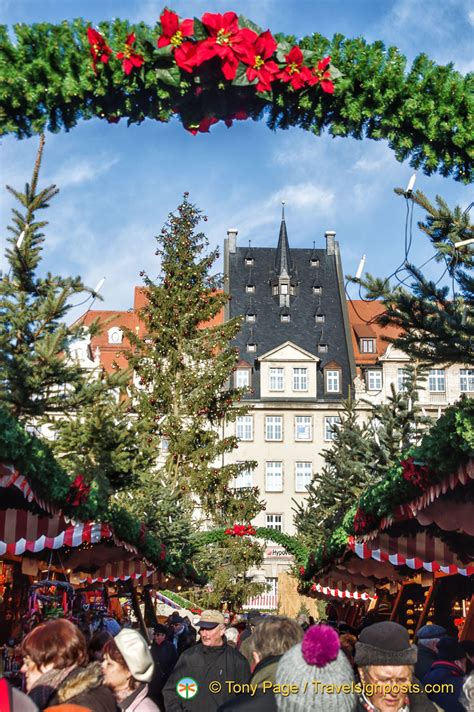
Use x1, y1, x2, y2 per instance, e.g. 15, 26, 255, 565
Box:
224, 524, 256, 537
66, 474, 91, 507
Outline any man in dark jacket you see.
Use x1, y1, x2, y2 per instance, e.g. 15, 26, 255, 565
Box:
423, 636, 467, 712
217, 616, 303, 712
415, 624, 446, 680
149, 623, 178, 706
163, 610, 250, 711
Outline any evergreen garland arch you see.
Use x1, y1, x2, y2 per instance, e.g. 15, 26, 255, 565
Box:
0, 9, 472, 182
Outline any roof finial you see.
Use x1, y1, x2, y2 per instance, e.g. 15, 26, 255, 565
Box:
281, 200, 285, 220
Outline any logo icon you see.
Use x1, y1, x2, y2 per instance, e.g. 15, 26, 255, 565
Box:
176, 677, 198, 700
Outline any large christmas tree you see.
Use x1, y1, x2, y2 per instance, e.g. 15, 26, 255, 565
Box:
358, 189, 473, 364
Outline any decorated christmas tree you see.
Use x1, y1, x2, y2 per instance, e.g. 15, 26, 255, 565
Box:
358, 189, 473, 364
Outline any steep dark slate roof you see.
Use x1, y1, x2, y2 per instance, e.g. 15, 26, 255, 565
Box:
228, 231, 353, 401
274, 219, 293, 276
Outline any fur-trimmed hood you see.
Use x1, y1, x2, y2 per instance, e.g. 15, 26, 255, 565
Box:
57, 662, 103, 703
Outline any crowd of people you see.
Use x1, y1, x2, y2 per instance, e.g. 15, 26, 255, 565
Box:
1, 607, 473, 712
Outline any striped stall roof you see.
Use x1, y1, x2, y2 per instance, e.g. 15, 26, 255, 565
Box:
0, 463, 56, 514
312, 583, 377, 601
80, 560, 153, 583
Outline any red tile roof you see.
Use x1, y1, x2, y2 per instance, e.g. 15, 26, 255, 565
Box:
347, 300, 402, 366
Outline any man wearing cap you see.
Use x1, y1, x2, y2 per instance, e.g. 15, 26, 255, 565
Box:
423, 636, 467, 712
415, 624, 447, 680
163, 610, 250, 711
354, 621, 437, 711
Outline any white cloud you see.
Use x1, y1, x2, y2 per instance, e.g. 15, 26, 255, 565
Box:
46, 154, 119, 189
267, 183, 334, 211
468, 9, 474, 25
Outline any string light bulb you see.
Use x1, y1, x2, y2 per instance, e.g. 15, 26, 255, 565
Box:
92, 277, 106, 297
405, 173, 416, 196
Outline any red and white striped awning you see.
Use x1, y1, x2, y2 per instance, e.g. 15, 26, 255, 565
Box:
0, 508, 112, 556
0, 463, 55, 514
311, 582, 377, 601
349, 534, 474, 576
80, 560, 154, 583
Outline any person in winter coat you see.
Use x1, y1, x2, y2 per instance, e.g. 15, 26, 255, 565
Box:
148, 624, 178, 707
102, 629, 160, 711
21, 619, 116, 712
217, 616, 303, 712
423, 636, 467, 712
45, 706, 93, 712
415, 625, 447, 681
163, 610, 250, 711
355, 621, 437, 712
0, 676, 39, 711
275, 623, 356, 712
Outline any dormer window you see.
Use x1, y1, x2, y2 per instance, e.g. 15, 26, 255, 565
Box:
245, 257, 254, 266
246, 313, 256, 323
315, 314, 325, 324
280, 283, 288, 295
290, 285, 296, 296
272, 285, 279, 296
281, 313, 290, 323
318, 344, 328, 353
311, 258, 320, 267
360, 338, 376, 353
246, 284, 255, 293
312, 285, 322, 295
247, 343, 256, 352
108, 327, 123, 345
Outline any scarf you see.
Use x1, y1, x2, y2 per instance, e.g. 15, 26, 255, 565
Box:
29, 665, 75, 710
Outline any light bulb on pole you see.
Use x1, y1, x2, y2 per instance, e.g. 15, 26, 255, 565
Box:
92, 277, 105, 297
355, 254, 366, 280
405, 173, 416, 197
16, 231, 26, 250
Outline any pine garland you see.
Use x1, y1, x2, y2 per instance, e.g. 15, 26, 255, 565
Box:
0, 10, 472, 181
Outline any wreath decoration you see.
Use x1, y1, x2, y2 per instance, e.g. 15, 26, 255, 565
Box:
0, 9, 471, 181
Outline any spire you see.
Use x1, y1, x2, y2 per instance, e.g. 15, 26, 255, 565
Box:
275, 201, 292, 276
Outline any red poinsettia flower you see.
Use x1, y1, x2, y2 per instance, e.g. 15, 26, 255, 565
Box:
157, 9, 195, 72
186, 116, 219, 134
241, 30, 279, 92
87, 28, 112, 71
400, 457, 430, 490
277, 46, 313, 90
66, 474, 91, 507
194, 12, 257, 80
309, 55, 335, 93
116, 33, 144, 75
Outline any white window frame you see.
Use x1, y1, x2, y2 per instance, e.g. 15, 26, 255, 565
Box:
233, 463, 253, 488
397, 368, 410, 393
360, 338, 376, 353
245, 284, 255, 293
280, 314, 290, 323
429, 368, 446, 393
236, 415, 253, 441
315, 314, 325, 323
247, 343, 256, 353
295, 416, 312, 441
245, 257, 254, 266
280, 283, 289, 295
245, 313, 256, 323
235, 369, 250, 388
108, 327, 123, 345
460, 369, 474, 392
293, 367, 308, 391
325, 369, 341, 393
367, 369, 382, 391
265, 513, 283, 531
313, 285, 322, 295
266, 577, 278, 596
295, 461, 312, 492
265, 462, 283, 492
318, 344, 328, 353
269, 367, 284, 391
265, 416, 283, 441
324, 416, 341, 441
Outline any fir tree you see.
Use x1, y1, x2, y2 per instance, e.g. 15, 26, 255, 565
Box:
0, 135, 118, 420
357, 189, 473, 364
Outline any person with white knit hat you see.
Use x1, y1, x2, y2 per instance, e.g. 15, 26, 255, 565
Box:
275, 624, 357, 711
102, 629, 160, 711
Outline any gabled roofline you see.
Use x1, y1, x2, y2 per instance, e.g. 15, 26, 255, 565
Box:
258, 340, 320, 362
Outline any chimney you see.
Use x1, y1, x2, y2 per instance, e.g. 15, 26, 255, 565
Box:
227, 228, 238, 254
325, 230, 336, 255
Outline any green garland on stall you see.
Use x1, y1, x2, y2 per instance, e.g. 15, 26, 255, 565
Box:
0, 12, 472, 181
195, 526, 309, 566
160, 589, 202, 613
300, 399, 474, 583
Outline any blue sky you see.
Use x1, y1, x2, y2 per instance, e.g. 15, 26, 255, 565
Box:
1, 0, 472, 318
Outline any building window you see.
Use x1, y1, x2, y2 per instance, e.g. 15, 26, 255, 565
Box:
236, 416, 253, 441
265, 462, 283, 492
397, 368, 410, 392
325, 369, 341, 393
265, 514, 283, 531
295, 416, 312, 441
265, 416, 283, 441
290, 285, 296, 296
161, 438, 169, 453
367, 369, 382, 391
235, 369, 250, 388
318, 344, 328, 353
293, 367, 308, 391
310, 259, 320, 267
460, 369, 474, 392
429, 369, 445, 392
280, 313, 290, 323
324, 416, 341, 441
360, 338, 376, 353
233, 464, 253, 488
245, 257, 254, 266
272, 284, 279, 296
245, 284, 255, 293
280, 283, 288, 295
266, 577, 278, 596
295, 461, 313, 492
313, 285, 322, 295
108, 328, 123, 345
247, 343, 256, 352
269, 368, 284, 391
315, 314, 325, 323
245, 313, 256, 323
